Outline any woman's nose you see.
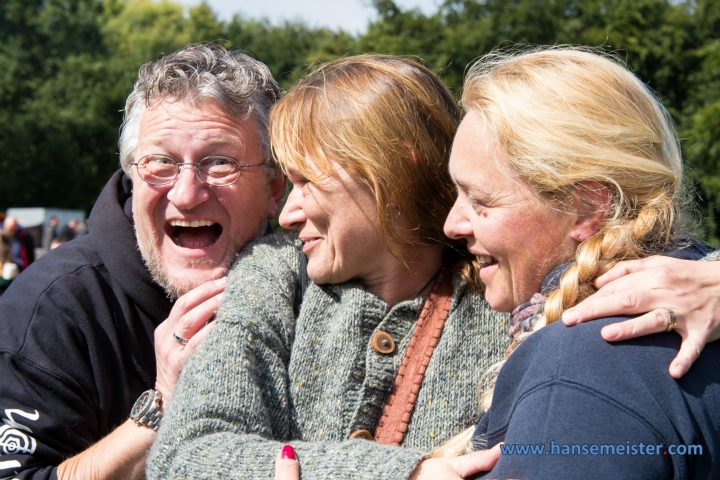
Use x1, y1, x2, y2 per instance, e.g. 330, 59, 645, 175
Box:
278, 184, 307, 230
444, 199, 472, 240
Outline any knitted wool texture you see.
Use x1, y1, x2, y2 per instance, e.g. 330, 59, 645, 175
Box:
148, 233, 509, 479
702, 250, 720, 261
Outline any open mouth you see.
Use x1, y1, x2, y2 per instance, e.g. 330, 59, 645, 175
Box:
477, 255, 497, 269
166, 219, 222, 249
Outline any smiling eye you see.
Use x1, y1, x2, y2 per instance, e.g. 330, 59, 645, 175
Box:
154, 156, 175, 166
468, 194, 482, 205
139, 155, 177, 179
198, 157, 242, 184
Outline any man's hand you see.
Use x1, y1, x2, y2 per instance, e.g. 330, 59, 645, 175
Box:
154, 277, 227, 403
58, 419, 155, 480
561, 256, 720, 378
408, 444, 502, 480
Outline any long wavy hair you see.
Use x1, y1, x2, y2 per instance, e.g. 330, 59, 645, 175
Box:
435, 45, 685, 457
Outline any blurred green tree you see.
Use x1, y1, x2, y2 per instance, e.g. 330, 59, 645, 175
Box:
0, 0, 718, 242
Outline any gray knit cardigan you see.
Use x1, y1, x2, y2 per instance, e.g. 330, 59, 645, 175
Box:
148, 233, 509, 479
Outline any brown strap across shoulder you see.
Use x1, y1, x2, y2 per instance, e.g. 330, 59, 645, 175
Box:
373, 270, 453, 446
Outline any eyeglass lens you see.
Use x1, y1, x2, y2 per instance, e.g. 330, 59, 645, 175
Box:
137, 155, 242, 186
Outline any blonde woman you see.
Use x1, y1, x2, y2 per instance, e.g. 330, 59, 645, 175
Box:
440, 47, 719, 478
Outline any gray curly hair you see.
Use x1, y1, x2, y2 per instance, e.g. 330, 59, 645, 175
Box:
119, 44, 280, 171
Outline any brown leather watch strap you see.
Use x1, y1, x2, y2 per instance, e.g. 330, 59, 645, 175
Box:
374, 270, 453, 446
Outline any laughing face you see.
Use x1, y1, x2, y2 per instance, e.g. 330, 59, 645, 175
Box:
131, 98, 284, 297
444, 112, 580, 312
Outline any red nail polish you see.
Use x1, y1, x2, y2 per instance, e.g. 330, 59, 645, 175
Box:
281, 444, 295, 460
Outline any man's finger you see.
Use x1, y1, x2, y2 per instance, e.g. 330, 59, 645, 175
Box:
600, 309, 678, 341
670, 333, 705, 379
174, 292, 224, 340
452, 444, 501, 478
185, 320, 216, 352
168, 277, 227, 323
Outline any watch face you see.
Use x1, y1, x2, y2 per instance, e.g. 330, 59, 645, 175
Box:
131, 391, 152, 418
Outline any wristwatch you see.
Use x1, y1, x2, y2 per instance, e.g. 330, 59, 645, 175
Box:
130, 389, 163, 431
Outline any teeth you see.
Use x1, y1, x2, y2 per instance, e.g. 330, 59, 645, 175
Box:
169, 219, 215, 227
477, 255, 494, 265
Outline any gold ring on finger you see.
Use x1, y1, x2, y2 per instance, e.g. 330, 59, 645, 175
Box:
663, 308, 677, 332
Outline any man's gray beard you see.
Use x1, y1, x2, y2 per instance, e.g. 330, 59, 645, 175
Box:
134, 226, 259, 299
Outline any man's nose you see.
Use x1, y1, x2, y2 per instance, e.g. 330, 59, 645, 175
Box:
278, 184, 306, 230
166, 166, 210, 210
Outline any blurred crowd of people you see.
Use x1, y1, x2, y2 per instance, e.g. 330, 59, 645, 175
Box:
0, 214, 87, 295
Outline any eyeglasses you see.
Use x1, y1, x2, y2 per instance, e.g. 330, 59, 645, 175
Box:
129, 154, 266, 187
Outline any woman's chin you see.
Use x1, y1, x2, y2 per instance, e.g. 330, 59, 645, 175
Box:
483, 289, 515, 313
306, 264, 340, 285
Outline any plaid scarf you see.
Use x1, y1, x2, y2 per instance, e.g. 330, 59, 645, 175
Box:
509, 293, 547, 337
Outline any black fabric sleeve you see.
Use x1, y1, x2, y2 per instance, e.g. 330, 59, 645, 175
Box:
0, 276, 106, 479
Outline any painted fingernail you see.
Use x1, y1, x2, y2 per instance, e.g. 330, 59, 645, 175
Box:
562, 310, 580, 325
602, 325, 621, 340
281, 444, 295, 460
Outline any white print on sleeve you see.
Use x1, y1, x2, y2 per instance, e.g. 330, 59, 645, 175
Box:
0, 409, 39, 456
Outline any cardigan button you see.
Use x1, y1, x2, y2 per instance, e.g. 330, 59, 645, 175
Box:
371, 331, 396, 354
349, 429, 374, 441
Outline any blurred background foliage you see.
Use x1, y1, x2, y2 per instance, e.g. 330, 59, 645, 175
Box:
1, 0, 719, 244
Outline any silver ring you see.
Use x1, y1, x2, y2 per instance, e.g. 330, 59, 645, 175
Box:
663, 308, 677, 332
173, 332, 189, 345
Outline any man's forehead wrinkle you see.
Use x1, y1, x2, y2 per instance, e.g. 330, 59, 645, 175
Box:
140, 133, 246, 157
139, 109, 248, 154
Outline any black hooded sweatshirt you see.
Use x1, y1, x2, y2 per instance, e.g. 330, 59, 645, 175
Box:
0, 170, 173, 479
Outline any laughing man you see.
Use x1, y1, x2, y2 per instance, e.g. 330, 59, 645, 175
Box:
0, 44, 285, 479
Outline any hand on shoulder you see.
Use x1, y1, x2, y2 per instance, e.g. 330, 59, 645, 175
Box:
562, 254, 720, 378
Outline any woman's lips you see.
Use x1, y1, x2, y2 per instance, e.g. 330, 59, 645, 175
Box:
476, 254, 498, 283
301, 237, 321, 254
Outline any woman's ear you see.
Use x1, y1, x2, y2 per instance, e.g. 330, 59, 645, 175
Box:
570, 182, 610, 243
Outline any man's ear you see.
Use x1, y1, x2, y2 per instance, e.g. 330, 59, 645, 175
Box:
267, 170, 288, 220
570, 182, 610, 243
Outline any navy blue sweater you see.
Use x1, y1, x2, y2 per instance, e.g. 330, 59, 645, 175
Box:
472, 247, 720, 479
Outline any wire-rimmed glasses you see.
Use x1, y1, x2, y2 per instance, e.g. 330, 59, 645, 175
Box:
129, 154, 266, 187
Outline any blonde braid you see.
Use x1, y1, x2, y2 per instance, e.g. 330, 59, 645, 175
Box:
542, 200, 678, 326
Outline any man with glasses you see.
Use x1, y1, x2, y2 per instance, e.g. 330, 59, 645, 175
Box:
0, 44, 285, 479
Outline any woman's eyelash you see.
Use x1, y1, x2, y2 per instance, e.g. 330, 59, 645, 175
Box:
467, 194, 484, 206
